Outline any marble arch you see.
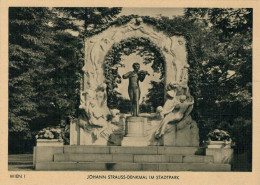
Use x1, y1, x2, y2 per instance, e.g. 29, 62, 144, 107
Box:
80, 17, 188, 111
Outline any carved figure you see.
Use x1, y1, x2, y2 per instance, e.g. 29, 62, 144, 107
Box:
180, 64, 190, 85
155, 93, 194, 138
88, 85, 110, 126
99, 109, 121, 140
122, 63, 149, 116
78, 84, 109, 136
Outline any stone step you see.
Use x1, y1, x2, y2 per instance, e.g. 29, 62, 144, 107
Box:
54, 153, 213, 163
64, 146, 205, 155
54, 153, 133, 163
135, 155, 213, 163
36, 162, 230, 171
158, 147, 204, 155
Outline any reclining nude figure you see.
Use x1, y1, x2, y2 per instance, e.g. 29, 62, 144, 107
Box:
155, 93, 194, 139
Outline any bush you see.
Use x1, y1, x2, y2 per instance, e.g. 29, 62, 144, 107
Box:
35, 124, 70, 145
198, 116, 252, 171
207, 129, 231, 141
35, 127, 63, 140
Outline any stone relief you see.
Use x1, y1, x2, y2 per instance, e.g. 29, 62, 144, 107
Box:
155, 83, 194, 138
72, 17, 198, 146
81, 18, 187, 107
78, 83, 120, 141
180, 64, 190, 85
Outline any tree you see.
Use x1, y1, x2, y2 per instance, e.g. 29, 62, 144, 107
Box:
184, 8, 252, 121
55, 8, 122, 36
9, 8, 84, 133
146, 80, 165, 112
9, 7, 123, 135
184, 9, 252, 168
9, 7, 55, 133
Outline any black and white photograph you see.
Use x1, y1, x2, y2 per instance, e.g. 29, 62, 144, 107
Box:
1, 1, 259, 185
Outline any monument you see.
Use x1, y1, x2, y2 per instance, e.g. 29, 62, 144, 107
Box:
68, 17, 199, 147
33, 17, 232, 171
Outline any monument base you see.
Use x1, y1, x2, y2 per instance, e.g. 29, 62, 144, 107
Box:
121, 136, 149, 146
34, 145, 231, 171
122, 116, 148, 146
125, 116, 146, 137
206, 148, 234, 164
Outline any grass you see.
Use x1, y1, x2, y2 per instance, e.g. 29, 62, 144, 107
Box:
8, 154, 34, 171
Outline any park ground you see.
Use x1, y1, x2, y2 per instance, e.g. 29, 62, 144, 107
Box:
8, 154, 33, 171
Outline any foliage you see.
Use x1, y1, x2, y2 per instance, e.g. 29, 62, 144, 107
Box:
182, 9, 252, 164
8, 131, 35, 154
207, 129, 231, 141
55, 8, 122, 36
9, 8, 84, 135
9, 7, 123, 134
104, 37, 165, 109
115, 97, 132, 113
227, 118, 252, 154
146, 80, 165, 112
9, 8, 54, 132
35, 127, 63, 140
182, 8, 253, 162
35, 124, 70, 145
85, 14, 189, 38
184, 8, 252, 121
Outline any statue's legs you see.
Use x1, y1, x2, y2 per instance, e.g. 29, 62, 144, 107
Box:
128, 88, 135, 116
155, 113, 174, 138
133, 88, 140, 116
128, 87, 140, 116
155, 113, 182, 138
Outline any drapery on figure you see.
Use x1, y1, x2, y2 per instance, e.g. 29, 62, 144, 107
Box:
122, 62, 149, 116
87, 85, 110, 126
79, 84, 110, 138
155, 89, 194, 138
79, 83, 121, 141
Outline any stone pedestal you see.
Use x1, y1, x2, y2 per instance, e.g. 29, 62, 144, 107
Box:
206, 148, 234, 164
37, 139, 64, 147
70, 120, 80, 145
125, 117, 146, 137
122, 117, 148, 146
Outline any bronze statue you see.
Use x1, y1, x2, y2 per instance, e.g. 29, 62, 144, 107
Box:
122, 63, 149, 116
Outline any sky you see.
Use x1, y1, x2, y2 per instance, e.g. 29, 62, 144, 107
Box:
115, 8, 184, 101
119, 8, 184, 18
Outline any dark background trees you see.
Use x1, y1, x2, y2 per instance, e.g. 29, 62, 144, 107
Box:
9, 8, 57, 153
184, 8, 252, 170
8, 7, 122, 153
